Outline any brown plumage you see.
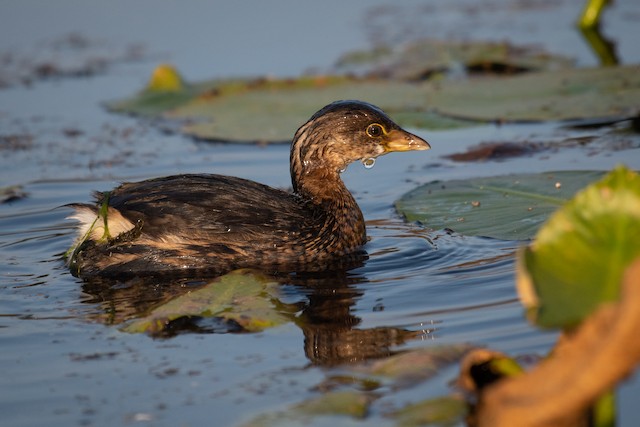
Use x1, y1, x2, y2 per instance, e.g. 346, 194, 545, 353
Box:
66, 100, 430, 278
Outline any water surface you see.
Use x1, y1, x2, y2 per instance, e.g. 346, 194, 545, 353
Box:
1, 1, 640, 426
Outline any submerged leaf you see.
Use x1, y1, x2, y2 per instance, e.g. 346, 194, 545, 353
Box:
388, 396, 467, 427
395, 170, 605, 240
121, 270, 292, 334
238, 391, 374, 427
238, 345, 474, 427
516, 165, 640, 328
294, 391, 373, 418
352, 345, 474, 389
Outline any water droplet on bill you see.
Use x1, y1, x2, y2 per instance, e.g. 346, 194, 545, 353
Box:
362, 158, 376, 169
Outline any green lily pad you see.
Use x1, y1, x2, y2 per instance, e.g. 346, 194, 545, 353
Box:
106, 78, 226, 118
517, 166, 640, 328
121, 269, 293, 335
427, 65, 640, 122
107, 87, 199, 117
106, 64, 261, 117
170, 78, 448, 142
107, 70, 476, 142
107, 62, 639, 142
396, 170, 606, 240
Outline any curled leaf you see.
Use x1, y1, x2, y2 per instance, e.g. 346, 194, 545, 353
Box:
468, 258, 640, 427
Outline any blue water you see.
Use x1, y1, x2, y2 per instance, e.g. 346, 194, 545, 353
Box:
1, 1, 640, 426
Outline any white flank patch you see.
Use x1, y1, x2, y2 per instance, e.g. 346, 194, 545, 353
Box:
67, 206, 135, 241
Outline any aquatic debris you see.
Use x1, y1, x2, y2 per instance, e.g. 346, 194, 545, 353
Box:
0, 185, 27, 204
0, 134, 34, 151
445, 141, 545, 162
0, 33, 147, 88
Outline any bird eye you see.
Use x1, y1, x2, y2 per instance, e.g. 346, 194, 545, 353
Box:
366, 123, 384, 138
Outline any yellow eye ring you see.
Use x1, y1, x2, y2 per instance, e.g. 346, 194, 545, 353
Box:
366, 123, 384, 138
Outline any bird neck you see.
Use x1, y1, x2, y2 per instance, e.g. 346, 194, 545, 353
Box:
292, 166, 349, 202
290, 120, 346, 200
289, 120, 366, 248
291, 161, 366, 249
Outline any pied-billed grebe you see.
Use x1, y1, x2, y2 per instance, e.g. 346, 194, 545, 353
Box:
66, 100, 430, 278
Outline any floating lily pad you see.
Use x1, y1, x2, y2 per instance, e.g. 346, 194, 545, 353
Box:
106, 69, 475, 142
107, 60, 638, 142
121, 270, 293, 335
427, 65, 640, 122
107, 65, 271, 117
107, 86, 199, 117
334, 39, 575, 80
170, 78, 448, 142
106, 67, 212, 117
395, 170, 606, 240
517, 166, 640, 328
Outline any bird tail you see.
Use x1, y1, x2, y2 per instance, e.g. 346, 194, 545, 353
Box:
63, 196, 135, 265
63, 203, 100, 266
